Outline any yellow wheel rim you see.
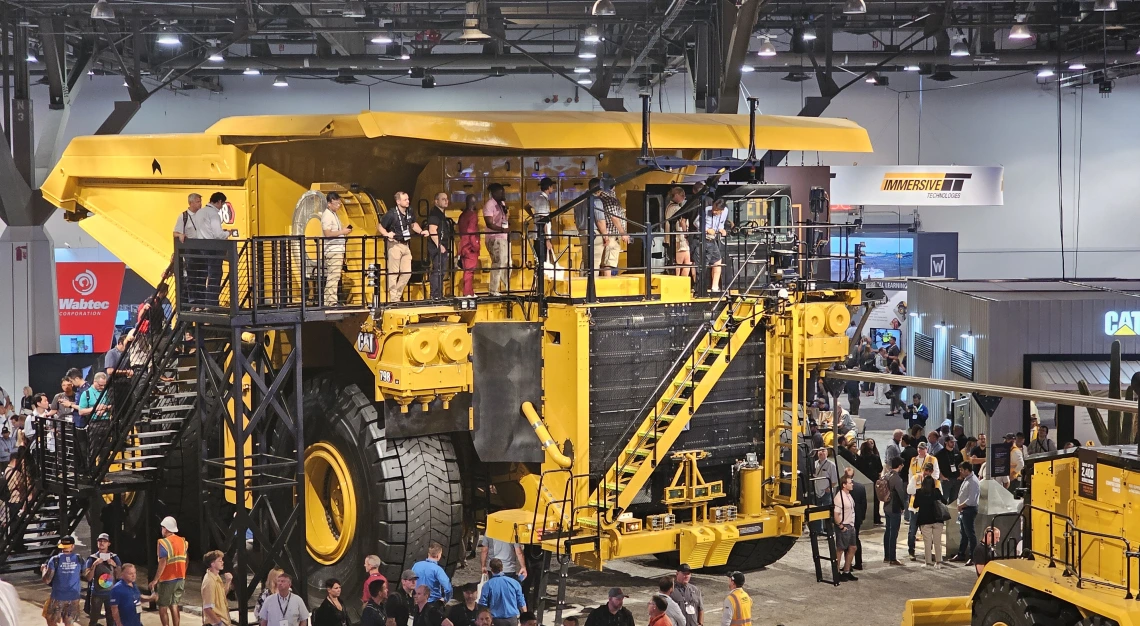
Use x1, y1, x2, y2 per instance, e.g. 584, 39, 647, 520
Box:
304, 442, 358, 565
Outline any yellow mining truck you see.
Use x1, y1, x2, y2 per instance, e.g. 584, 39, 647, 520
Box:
40, 110, 872, 605
901, 445, 1140, 626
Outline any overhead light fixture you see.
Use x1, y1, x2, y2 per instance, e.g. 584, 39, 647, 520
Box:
582, 26, 601, 43
90, 0, 115, 20
802, 28, 817, 41
757, 37, 776, 57
1036, 67, 1054, 78
421, 74, 436, 89
781, 71, 810, 82
26, 52, 37, 63
343, 1, 367, 18
865, 72, 878, 83
122, 80, 128, 87
1009, 23, 1031, 40
592, 0, 616, 16
573, 66, 590, 74
741, 64, 756, 73
273, 75, 288, 87
929, 70, 957, 81
399, 45, 412, 60
843, 0, 867, 15
157, 27, 181, 46
577, 73, 594, 85
903, 64, 921, 71
459, 28, 490, 40
1093, 0, 1117, 11
1069, 61, 1087, 71
87, 69, 95, 76
950, 39, 970, 57
207, 47, 224, 62
371, 33, 393, 44
243, 67, 260, 75
934, 320, 946, 329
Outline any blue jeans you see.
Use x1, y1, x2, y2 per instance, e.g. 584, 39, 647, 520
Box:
958, 506, 978, 559
884, 512, 902, 562
811, 492, 833, 534
908, 511, 919, 555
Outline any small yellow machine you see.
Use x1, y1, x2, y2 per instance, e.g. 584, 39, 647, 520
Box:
901, 446, 1140, 626
41, 109, 872, 604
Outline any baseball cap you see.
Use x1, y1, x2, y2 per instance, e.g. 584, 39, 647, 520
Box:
160, 516, 179, 533
97, 533, 111, 542
608, 587, 628, 598
676, 563, 692, 574
401, 569, 419, 581
728, 571, 745, 587
58, 536, 76, 548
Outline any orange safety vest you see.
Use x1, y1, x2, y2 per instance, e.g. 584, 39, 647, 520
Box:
727, 588, 752, 626
157, 534, 188, 582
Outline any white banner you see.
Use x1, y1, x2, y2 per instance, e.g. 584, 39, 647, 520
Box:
831, 165, 1004, 206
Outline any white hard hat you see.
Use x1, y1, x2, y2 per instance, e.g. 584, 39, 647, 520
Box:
160, 516, 179, 533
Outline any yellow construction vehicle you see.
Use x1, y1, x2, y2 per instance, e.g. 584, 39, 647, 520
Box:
39, 107, 873, 608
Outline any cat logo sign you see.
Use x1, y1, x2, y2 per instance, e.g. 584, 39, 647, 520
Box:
1104, 311, 1140, 336
356, 331, 379, 358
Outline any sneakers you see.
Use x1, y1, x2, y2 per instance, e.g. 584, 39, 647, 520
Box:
841, 572, 859, 581
965, 559, 975, 567
887, 560, 905, 566
947, 555, 964, 563
909, 553, 918, 562
936, 562, 944, 569
853, 564, 863, 571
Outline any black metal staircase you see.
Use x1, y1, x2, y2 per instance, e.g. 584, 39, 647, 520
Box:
0, 271, 200, 574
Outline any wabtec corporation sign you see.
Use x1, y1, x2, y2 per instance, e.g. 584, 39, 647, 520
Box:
1104, 311, 1140, 336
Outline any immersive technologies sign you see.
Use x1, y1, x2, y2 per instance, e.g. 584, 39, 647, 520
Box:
1105, 311, 1139, 336
56, 262, 126, 352
831, 166, 1004, 206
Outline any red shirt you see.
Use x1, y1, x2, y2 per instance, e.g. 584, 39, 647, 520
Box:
649, 613, 671, 626
362, 572, 387, 603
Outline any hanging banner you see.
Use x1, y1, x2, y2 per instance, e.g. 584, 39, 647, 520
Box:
831, 165, 1004, 206
56, 262, 126, 353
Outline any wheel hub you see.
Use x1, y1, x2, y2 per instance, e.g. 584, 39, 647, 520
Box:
304, 442, 358, 565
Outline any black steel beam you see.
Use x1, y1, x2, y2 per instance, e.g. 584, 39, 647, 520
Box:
714, 0, 764, 114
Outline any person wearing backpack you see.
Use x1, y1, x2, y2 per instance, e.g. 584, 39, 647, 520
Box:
880, 457, 909, 566
84, 533, 122, 626
42, 535, 85, 626
427, 193, 455, 300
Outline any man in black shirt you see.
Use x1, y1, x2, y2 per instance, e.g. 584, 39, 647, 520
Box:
387, 569, 419, 626
584, 588, 635, 626
899, 436, 918, 481
378, 191, 427, 302
444, 582, 481, 626
427, 192, 454, 300
413, 585, 445, 626
970, 433, 988, 476
363, 578, 388, 626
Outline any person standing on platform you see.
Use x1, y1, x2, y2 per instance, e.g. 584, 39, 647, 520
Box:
149, 516, 188, 626
702, 200, 728, 293
664, 187, 691, 278
576, 180, 610, 278
720, 573, 751, 626
378, 191, 426, 303
458, 195, 482, 297
320, 192, 352, 307
427, 193, 455, 300
173, 192, 227, 307
482, 184, 511, 296
527, 178, 555, 264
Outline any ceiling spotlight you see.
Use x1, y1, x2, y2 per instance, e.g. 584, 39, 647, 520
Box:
459, 28, 491, 41
421, 74, 436, 89
26, 52, 37, 63
582, 26, 601, 43
343, 1, 367, 18
122, 80, 128, 87
950, 39, 970, 57
843, 0, 867, 15
573, 66, 590, 74
371, 33, 393, 44
1093, 0, 1117, 11
865, 72, 878, 83
592, 0, 616, 16
273, 75, 288, 87
87, 69, 95, 76
399, 45, 412, 60
757, 37, 776, 57
207, 47, 224, 62
577, 73, 594, 85
157, 27, 181, 46
1069, 61, 1087, 71
903, 64, 921, 71
578, 44, 598, 59
90, 0, 115, 20
243, 67, 260, 75
741, 64, 756, 73
1009, 23, 1031, 40
1036, 67, 1054, 78
929, 70, 957, 81
781, 71, 810, 82
802, 28, 817, 41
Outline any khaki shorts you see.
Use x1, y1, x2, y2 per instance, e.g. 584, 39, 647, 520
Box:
601, 238, 622, 268
44, 598, 81, 623
157, 579, 185, 607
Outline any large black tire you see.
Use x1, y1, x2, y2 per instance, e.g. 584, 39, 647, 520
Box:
972, 578, 1082, 626
1077, 617, 1120, 626
156, 415, 202, 549
723, 536, 798, 571
278, 375, 464, 608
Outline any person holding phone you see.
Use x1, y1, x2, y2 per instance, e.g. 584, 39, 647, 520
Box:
85, 533, 123, 626
321, 192, 353, 307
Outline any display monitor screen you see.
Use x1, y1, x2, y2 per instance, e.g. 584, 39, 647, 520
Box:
60, 334, 94, 354
870, 328, 902, 350
830, 235, 914, 280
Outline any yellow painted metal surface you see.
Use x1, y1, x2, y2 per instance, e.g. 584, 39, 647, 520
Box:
898, 597, 972, 626
304, 442, 358, 565
968, 560, 1140, 626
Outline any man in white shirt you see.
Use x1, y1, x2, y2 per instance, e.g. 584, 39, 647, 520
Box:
701, 200, 728, 292
320, 192, 352, 306
173, 192, 229, 306
258, 573, 309, 626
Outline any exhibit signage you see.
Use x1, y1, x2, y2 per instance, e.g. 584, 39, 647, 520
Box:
57, 262, 125, 352
831, 165, 1004, 206
1104, 310, 1139, 336
1077, 448, 1098, 499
